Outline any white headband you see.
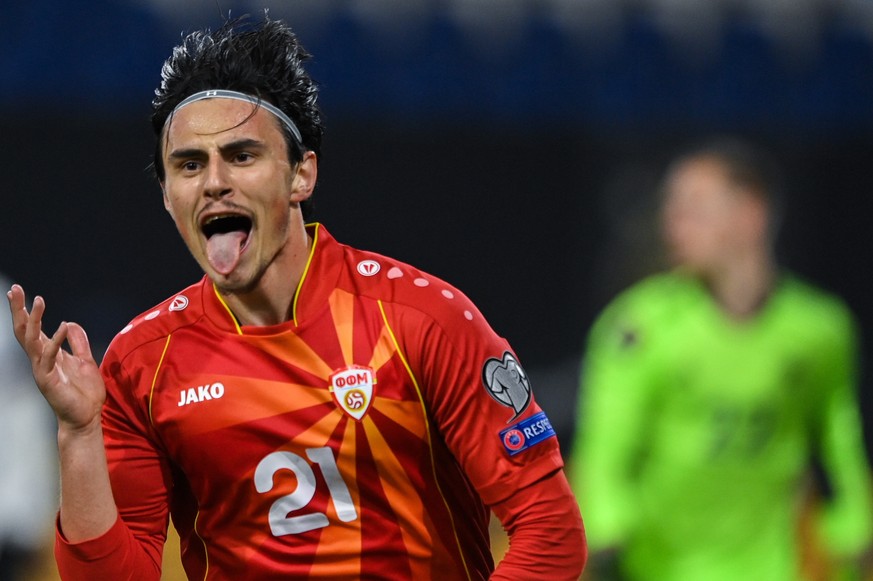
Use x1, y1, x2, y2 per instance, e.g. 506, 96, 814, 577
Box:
169, 89, 303, 145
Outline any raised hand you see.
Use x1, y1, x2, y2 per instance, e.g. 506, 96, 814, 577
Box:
6, 284, 119, 543
6, 285, 106, 432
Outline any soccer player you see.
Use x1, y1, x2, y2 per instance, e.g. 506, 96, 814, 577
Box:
5, 17, 586, 580
570, 138, 873, 581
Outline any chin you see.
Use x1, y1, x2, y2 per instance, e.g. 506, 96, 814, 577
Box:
214, 278, 256, 296
214, 268, 265, 295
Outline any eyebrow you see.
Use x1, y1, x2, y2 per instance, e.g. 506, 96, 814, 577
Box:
167, 138, 267, 161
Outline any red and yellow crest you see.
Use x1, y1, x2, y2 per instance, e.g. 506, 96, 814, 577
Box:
329, 365, 376, 420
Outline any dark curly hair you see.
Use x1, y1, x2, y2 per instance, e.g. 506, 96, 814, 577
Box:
151, 15, 324, 219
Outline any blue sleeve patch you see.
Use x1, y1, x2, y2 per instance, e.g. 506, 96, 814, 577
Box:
499, 411, 556, 456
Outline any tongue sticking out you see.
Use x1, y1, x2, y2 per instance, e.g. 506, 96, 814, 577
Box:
207, 231, 248, 275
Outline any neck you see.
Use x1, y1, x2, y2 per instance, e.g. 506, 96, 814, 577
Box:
219, 224, 312, 327
703, 250, 776, 320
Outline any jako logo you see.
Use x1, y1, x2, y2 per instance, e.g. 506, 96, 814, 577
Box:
178, 382, 225, 407
169, 295, 189, 312
356, 260, 381, 277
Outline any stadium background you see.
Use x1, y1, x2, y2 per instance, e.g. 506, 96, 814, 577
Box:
2, 0, 873, 578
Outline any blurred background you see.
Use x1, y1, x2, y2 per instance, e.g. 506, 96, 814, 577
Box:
1, 0, 872, 578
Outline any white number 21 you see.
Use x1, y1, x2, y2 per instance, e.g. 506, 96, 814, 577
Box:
254, 447, 358, 536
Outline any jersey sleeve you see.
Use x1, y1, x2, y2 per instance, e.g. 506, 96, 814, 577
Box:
568, 283, 664, 553
489, 469, 587, 580
55, 337, 174, 580
383, 293, 563, 505
380, 283, 585, 575
809, 300, 873, 558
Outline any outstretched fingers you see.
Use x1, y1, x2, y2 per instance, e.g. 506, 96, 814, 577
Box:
13, 291, 57, 370
6, 284, 32, 345
7, 286, 105, 431
6, 286, 74, 380
25, 294, 48, 347
6, 286, 49, 354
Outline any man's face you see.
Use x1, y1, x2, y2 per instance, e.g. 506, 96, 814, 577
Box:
160, 98, 306, 293
661, 157, 760, 274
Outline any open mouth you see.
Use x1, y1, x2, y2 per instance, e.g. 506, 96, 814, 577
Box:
202, 214, 253, 239
201, 214, 253, 275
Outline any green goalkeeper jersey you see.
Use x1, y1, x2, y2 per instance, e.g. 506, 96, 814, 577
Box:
570, 271, 873, 581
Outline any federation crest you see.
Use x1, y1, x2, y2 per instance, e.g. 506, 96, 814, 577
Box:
329, 365, 376, 420
482, 351, 532, 423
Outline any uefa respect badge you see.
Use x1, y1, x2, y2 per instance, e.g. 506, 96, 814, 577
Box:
499, 411, 556, 456
329, 365, 376, 421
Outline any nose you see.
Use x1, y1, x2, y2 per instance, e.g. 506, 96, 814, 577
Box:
203, 159, 232, 199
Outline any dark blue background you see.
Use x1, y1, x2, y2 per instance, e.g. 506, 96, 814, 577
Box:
3, 0, 872, 448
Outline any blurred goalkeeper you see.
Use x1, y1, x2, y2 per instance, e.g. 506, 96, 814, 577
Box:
570, 137, 873, 581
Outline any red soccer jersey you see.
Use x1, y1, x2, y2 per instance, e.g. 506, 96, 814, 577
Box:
57, 224, 565, 580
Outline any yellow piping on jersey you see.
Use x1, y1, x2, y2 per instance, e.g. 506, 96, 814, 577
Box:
148, 334, 173, 426
147, 335, 211, 579
291, 222, 320, 326
210, 223, 320, 332
192, 511, 210, 581
212, 287, 243, 335
376, 300, 473, 581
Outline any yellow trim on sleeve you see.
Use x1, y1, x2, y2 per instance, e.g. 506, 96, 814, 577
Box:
376, 299, 473, 581
148, 334, 173, 426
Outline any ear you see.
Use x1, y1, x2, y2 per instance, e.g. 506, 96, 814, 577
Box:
290, 151, 318, 203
